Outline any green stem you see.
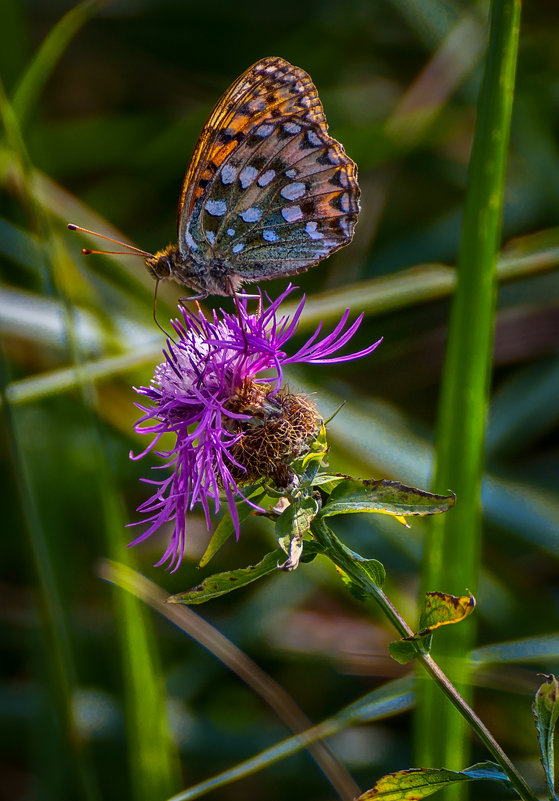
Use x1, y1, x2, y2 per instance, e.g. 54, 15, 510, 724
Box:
311, 518, 538, 801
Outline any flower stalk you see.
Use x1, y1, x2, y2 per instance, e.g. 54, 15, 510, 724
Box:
310, 517, 539, 801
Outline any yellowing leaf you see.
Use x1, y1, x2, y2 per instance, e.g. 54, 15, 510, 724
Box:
357, 762, 510, 800
418, 591, 476, 634
321, 478, 455, 522
532, 673, 559, 801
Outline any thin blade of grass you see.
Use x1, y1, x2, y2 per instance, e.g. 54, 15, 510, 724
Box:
165, 677, 414, 801
12, 0, 109, 127
0, 354, 102, 801
100, 560, 361, 801
417, 1, 522, 797
0, 74, 179, 801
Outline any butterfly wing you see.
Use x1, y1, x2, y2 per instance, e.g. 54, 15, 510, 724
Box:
177, 57, 359, 282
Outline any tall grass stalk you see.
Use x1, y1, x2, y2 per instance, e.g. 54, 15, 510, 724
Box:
1, 56, 179, 799
417, 1, 521, 798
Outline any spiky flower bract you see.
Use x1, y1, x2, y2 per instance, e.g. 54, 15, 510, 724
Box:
130, 285, 382, 570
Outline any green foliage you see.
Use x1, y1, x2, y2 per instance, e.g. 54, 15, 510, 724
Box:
388, 593, 475, 664
169, 549, 290, 605
533, 674, 559, 801
321, 478, 455, 521
357, 762, 511, 800
418, 2, 523, 793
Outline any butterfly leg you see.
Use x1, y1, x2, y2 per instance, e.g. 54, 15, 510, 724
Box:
178, 291, 209, 311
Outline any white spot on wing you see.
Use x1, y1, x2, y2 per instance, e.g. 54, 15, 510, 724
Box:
205, 199, 227, 217
328, 148, 341, 164
185, 230, 198, 251
283, 121, 301, 135
281, 205, 303, 222
240, 207, 262, 223
256, 123, 275, 137
221, 164, 237, 185
339, 218, 353, 237
263, 229, 279, 242
285, 168, 297, 179
340, 193, 350, 212
257, 169, 275, 187
306, 130, 322, 147
280, 182, 305, 201
239, 165, 258, 189
232, 242, 245, 253
206, 231, 216, 245
227, 228, 235, 236
305, 221, 324, 241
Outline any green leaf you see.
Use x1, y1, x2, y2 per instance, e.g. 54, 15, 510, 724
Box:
352, 555, 386, 589
389, 593, 474, 664
169, 549, 284, 605
388, 639, 428, 665
357, 761, 510, 800
310, 473, 348, 491
299, 422, 329, 483
332, 544, 386, 599
198, 489, 266, 568
533, 674, 559, 801
275, 496, 319, 571
321, 478, 455, 523
418, 591, 476, 634
275, 495, 319, 540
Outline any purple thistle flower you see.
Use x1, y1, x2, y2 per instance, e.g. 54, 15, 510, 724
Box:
130, 284, 382, 571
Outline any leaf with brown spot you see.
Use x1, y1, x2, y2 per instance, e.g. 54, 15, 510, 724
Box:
356, 762, 510, 800
169, 549, 285, 604
417, 591, 476, 635
533, 673, 559, 801
320, 478, 455, 524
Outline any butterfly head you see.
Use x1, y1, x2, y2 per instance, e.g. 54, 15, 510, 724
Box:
144, 245, 179, 281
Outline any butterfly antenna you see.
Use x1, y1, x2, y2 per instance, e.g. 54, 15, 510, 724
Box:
67, 223, 153, 258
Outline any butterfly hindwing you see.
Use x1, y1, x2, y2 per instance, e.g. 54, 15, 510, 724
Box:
177, 57, 359, 282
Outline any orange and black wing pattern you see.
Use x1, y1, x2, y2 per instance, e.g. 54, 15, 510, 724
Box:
177, 57, 360, 282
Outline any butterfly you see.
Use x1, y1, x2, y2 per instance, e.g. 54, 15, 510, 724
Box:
69, 56, 360, 299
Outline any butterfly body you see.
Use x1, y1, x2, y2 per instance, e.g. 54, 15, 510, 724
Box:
72, 57, 360, 298
144, 244, 242, 296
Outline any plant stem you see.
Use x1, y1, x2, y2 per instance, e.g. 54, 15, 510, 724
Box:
311, 518, 539, 801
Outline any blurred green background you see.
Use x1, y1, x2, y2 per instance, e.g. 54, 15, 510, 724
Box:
1, 1, 558, 800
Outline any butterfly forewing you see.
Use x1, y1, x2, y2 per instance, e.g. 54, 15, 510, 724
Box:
177, 57, 359, 282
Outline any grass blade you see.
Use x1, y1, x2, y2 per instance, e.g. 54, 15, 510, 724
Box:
416, 0, 522, 796
12, 0, 108, 127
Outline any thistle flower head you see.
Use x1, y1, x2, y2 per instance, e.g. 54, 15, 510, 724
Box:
130, 285, 381, 571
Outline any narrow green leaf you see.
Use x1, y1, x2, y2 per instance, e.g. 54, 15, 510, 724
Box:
418, 592, 476, 634
351, 556, 386, 589
321, 478, 455, 520
310, 473, 348, 492
418, 0, 522, 782
198, 489, 266, 568
357, 762, 510, 800
169, 550, 285, 605
168, 677, 414, 801
13, 0, 107, 126
532, 674, 559, 801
